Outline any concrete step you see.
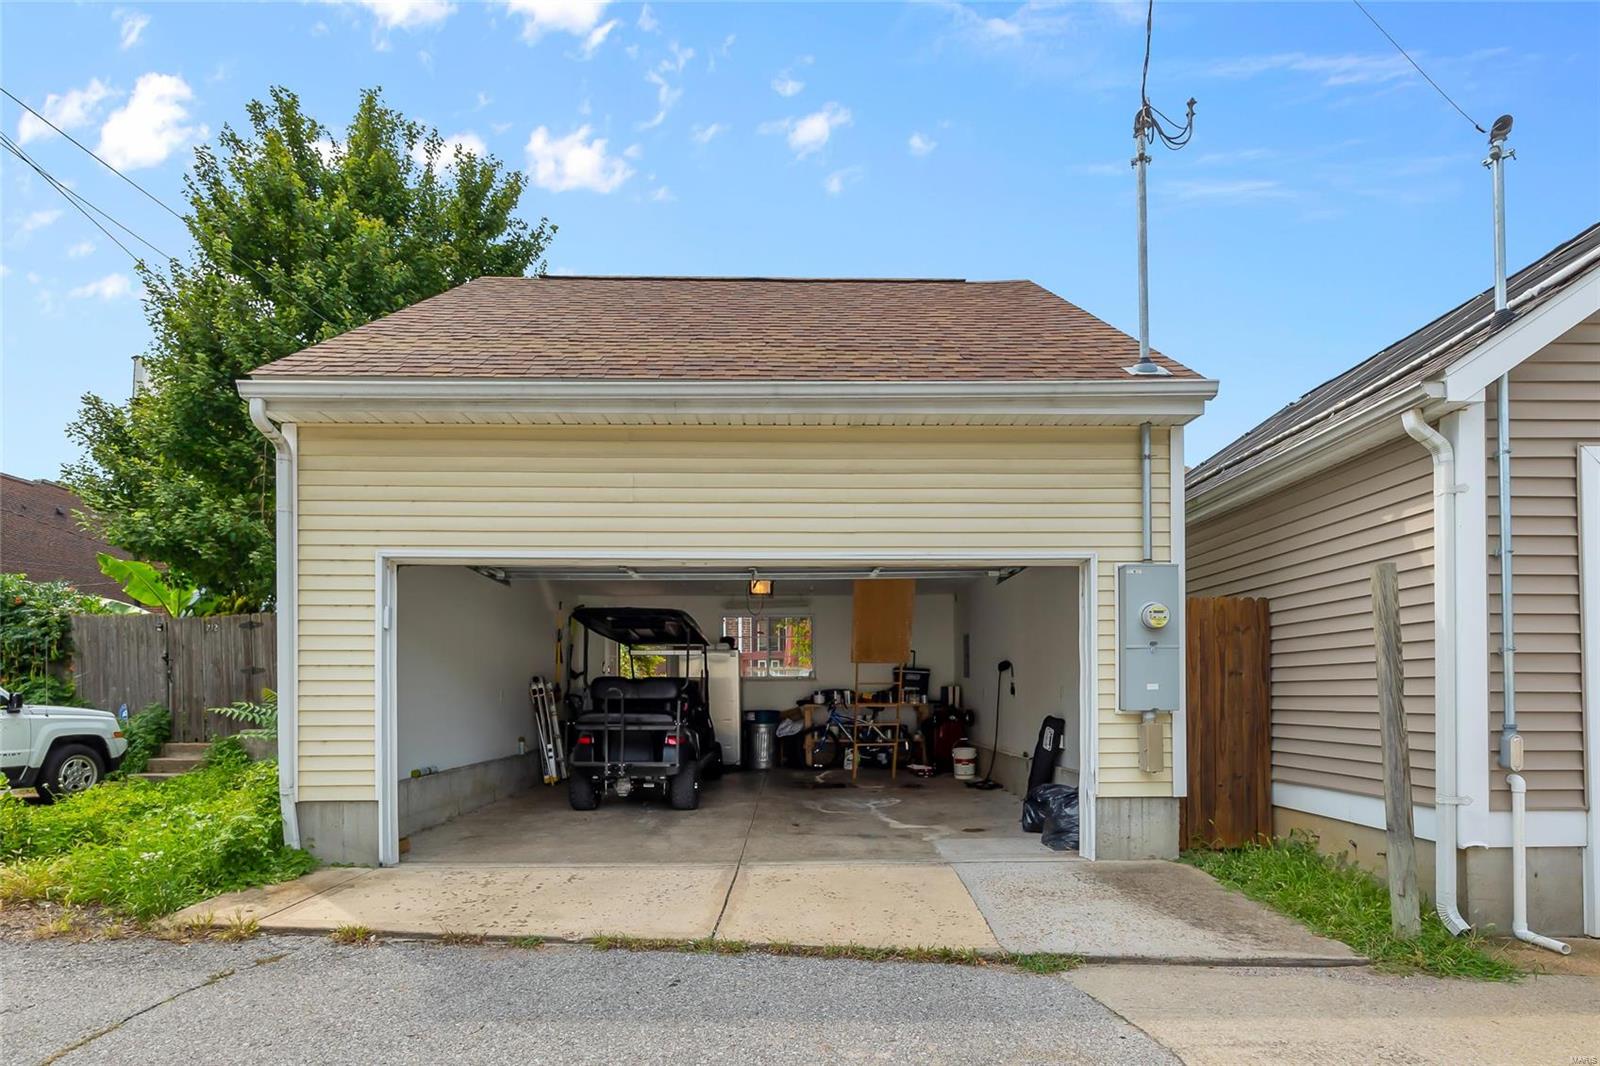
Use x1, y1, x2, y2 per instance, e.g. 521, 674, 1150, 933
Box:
145, 755, 204, 774
135, 772, 184, 782
160, 742, 212, 756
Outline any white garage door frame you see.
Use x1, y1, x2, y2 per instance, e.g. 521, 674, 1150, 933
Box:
370, 548, 1100, 867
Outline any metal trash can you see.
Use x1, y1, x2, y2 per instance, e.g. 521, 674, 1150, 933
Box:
743, 709, 780, 770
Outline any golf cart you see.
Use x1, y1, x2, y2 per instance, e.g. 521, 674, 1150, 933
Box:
563, 606, 722, 811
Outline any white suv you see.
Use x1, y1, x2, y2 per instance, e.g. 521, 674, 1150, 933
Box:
0, 687, 128, 800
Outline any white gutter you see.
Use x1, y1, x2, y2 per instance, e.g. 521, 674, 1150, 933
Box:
1400, 410, 1471, 937
248, 398, 300, 850
1508, 774, 1572, 954
1191, 244, 1600, 498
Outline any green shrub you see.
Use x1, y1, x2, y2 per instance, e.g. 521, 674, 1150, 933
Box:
0, 751, 315, 920
210, 689, 277, 740
0, 573, 115, 703
118, 704, 172, 776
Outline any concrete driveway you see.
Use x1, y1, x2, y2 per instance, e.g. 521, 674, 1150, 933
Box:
182, 771, 1356, 963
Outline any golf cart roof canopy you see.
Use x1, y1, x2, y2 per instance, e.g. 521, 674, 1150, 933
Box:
570, 606, 711, 648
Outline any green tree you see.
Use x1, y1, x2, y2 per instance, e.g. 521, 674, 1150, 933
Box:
64, 87, 553, 606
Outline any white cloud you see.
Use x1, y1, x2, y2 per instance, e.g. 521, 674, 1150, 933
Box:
311, 137, 340, 164
503, 0, 609, 42
67, 240, 96, 258
658, 41, 694, 74
908, 131, 937, 156
96, 73, 202, 170
623, 142, 644, 160
414, 131, 488, 167
690, 122, 727, 144
580, 17, 619, 57
525, 125, 632, 193
823, 165, 863, 196
637, 3, 658, 32
938, 1, 1077, 47
474, 91, 492, 110
772, 75, 804, 97
117, 9, 150, 49
1205, 52, 1416, 87
69, 273, 134, 300
765, 102, 850, 158
649, 185, 674, 202
16, 209, 63, 236
352, 0, 456, 31
16, 79, 117, 145
639, 69, 683, 129
1167, 178, 1293, 203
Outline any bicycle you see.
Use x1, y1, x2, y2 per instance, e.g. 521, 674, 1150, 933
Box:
803, 699, 909, 770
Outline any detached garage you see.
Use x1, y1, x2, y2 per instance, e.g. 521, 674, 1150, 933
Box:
238, 276, 1215, 868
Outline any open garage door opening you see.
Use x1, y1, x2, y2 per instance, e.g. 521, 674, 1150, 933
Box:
380, 559, 1092, 869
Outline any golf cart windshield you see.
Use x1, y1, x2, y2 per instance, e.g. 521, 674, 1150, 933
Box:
568, 606, 710, 649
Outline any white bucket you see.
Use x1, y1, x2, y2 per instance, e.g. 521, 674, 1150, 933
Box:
952, 746, 978, 780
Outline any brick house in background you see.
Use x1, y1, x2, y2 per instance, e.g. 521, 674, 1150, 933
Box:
1, 473, 131, 603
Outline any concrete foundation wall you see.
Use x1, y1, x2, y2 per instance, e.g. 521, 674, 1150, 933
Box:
399, 753, 541, 839
1094, 796, 1178, 859
297, 800, 379, 866
1274, 806, 1586, 936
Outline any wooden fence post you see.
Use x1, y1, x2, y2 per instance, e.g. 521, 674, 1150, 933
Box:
1372, 561, 1421, 939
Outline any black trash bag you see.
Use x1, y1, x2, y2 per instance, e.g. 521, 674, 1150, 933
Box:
1021, 783, 1078, 851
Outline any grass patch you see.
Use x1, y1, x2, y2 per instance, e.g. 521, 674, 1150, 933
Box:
1184, 833, 1519, 980
437, 931, 486, 946
509, 936, 545, 949
0, 738, 315, 921
584, 935, 1077, 973
330, 924, 377, 945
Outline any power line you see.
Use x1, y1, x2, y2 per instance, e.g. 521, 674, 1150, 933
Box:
1, 84, 348, 335
0, 132, 162, 266
1351, 0, 1487, 134
1136, 0, 1195, 151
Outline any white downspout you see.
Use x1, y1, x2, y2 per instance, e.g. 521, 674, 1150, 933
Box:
1401, 410, 1471, 936
248, 398, 300, 850
1508, 774, 1571, 953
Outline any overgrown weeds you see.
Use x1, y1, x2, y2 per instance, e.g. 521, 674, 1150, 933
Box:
0, 738, 315, 921
587, 935, 1079, 972
1184, 832, 1520, 980
330, 924, 377, 945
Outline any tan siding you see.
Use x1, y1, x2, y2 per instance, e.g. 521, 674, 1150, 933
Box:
1190, 437, 1436, 804
1485, 314, 1598, 811
293, 425, 1173, 800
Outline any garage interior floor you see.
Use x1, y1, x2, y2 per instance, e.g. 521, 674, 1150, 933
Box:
185, 771, 1358, 964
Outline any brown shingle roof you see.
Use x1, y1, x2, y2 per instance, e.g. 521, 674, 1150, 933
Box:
1, 474, 131, 602
250, 276, 1201, 381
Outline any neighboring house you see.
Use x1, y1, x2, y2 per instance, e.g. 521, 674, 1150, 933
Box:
1188, 223, 1600, 937
238, 276, 1216, 866
0, 473, 130, 603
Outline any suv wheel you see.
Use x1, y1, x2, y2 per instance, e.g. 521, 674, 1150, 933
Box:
567, 773, 599, 811
668, 761, 700, 811
38, 743, 104, 802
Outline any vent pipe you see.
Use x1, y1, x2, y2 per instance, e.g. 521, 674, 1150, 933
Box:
1485, 115, 1521, 772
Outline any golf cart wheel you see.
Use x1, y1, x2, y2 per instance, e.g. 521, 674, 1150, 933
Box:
567, 773, 600, 811
704, 742, 724, 781
37, 743, 104, 803
668, 761, 700, 811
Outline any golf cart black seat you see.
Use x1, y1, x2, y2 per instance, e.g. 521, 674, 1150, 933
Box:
576, 676, 683, 725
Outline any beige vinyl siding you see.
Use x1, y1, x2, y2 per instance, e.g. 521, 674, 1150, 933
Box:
1484, 312, 1598, 811
293, 425, 1172, 800
1189, 437, 1436, 804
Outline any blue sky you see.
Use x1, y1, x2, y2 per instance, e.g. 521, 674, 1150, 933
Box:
3, 1, 1597, 480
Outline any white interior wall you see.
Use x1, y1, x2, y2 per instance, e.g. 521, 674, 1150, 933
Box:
954, 567, 1081, 775
557, 588, 957, 712
397, 567, 556, 775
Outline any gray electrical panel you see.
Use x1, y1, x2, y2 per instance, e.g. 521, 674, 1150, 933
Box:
1118, 563, 1182, 714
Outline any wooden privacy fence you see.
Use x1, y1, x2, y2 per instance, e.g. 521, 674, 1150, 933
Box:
71, 613, 276, 742
1181, 595, 1272, 848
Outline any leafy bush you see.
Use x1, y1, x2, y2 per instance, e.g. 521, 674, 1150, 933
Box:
118, 704, 172, 776
0, 572, 114, 703
0, 742, 316, 920
1184, 833, 1519, 980
210, 689, 277, 740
